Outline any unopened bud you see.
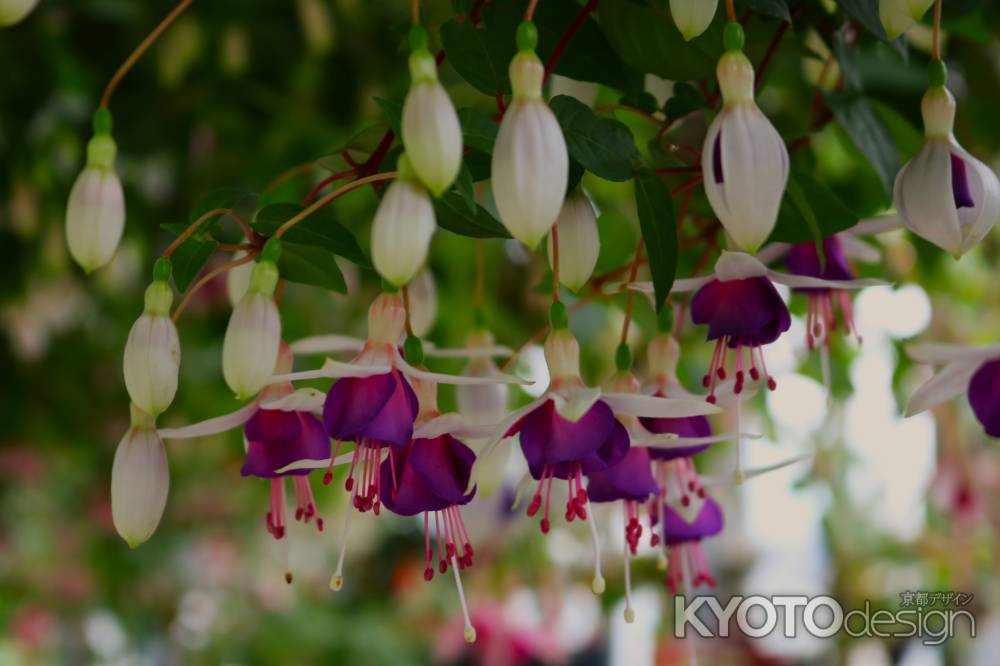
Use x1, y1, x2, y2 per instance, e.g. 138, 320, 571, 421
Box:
65, 134, 125, 273
371, 175, 436, 287
123, 280, 181, 416
111, 405, 169, 548
669, 0, 718, 41
548, 193, 600, 293
222, 261, 282, 399
367, 292, 407, 346
407, 268, 438, 337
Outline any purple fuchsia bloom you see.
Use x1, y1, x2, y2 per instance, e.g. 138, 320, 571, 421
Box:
906, 341, 1000, 437
785, 236, 861, 350
662, 492, 724, 593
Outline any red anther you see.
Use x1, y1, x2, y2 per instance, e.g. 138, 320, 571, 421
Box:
702, 374, 711, 388
749, 367, 760, 381
706, 394, 717, 404
651, 534, 661, 547
717, 367, 727, 380
540, 519, 551, 534
736, 370, 744, 383
698, 488, 705, 498
424, 567, 434, 581
696, 573, 718, 588
323, 471, 333, 485
688, 481, 696, 492
565, 509, 575, 522
352, 495, 362, 509
345, 477, 354, 492
577, 488, 588, 504
295, 508, 304, 521
465, 545, 475, 557
274, 526, 285, 539
447, 543, 456, 557
767, 377, 777, 390
575, 503, 587, 520
439, 560, 448, 574
734, 382, 743, 394
373, 502, 381, 516
317, 518, 325, 531
526, 495, 542, 517
681, 494, 690, 507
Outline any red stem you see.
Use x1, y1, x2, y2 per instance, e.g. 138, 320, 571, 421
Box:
544, 0, 598, 82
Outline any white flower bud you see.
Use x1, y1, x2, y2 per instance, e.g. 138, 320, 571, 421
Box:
492, 51, 569, 250
879, 0, 934, 40
371, 170, 436, 288
0, 0, 39, 25
112, 405, 169, 548
702, 52, 789, 254
222, 260, 281, 399
670, 0, 718, 41
407, 268, 438, 338
547, 193, 600, 292
402, 50, 463, 197
894, 87, 1000, 258
66, 135, 125, 273
226, 250, 254, 306
123, 281, 180, 417
457, 331, 509, 426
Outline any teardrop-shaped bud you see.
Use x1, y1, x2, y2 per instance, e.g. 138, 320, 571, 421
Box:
223, 258, 282, 399
226, 250, 254, 306
66, 133, 125, 273
371, 164, 436, 288
879, 0, 934, 40
457, 331, 510, 426
123, 280, 180, 417
491, 50, 569, 249
544, 328, 582, 383
894, 86, 1000, 257
402, 49, 463, 197
547, 192, 600, 292
669, 0, 719, 41
112, 404, 169, 548
702, 51, 789, 254
407, 268, 438, 338
367, 291, 407, 346
0, 0, 38, 25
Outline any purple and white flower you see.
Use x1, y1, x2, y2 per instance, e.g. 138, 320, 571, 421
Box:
906, 341, 1000, 437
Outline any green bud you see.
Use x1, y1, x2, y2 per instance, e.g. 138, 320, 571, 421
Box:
404, 334, 425, 366
381, 278, 400, 293
723, 21, 745, 52
615, 343, 632, 372
397, 152, 417, 183
93, 107, 113, 136
549, 301, 568, 329
144, 280, 174, 316
409, 25, 429, 52
657, 306, 674, 333
928, 58, 948, 88
260, 238, 282, 263
249, 259, 280, 296
516, 20, 538, 52
86, 135, 117, 170
153, 257, 172, 283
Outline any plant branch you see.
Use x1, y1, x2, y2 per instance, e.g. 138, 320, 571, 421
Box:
274, 172, 397, 239
171, 252, 257, 322
543, 0, 598, 82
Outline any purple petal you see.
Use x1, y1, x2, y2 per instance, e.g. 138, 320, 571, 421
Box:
407, 434, 477, 506
514, 399, 616, 473
968, 359, 1000, 437
580, 418, 631, 475
380, 443, 451, 516
712, 131, 724, 184
785, 236, 854, 291
245, 407, 302, 445
691, 277, 791, 346
587, 447, 659, 502
662, 496, 724, 545
640, 406, 713, 461
952, 153, 975, 209
242, 412, 331, 478
323, 370, 417, 446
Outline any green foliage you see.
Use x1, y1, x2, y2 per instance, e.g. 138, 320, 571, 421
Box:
633, 168, 677, 312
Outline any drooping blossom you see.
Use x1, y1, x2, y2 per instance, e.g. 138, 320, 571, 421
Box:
702, 23, 789, 254
112, 404, 169, 548
401, 27, 463, 197
123, 263, 180, 417
894, 80, 1000, 257
547, 192, 600, 293
906, 342, 1000, 437
65, 110, 125, 273
879, 0, 934, 40
370, 154, 437, 288
491, 21, 569, 249
670, 0, 718, 41
661, 491, 724, 594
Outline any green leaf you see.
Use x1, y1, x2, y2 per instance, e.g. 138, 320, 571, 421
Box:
253, 203, 369, 267
434, 193, 511, 239
373, 97, 403, 135
663, 82, 705, 120
278, 242, 347, 293
745, 0, 791, 22
550, 95, 639, 182
826, 93, 900, 197
836, 0, 890, 42
457, 107, 498, 154
633, 168, 677, 312
440, 19, 514, 96
599, 0, 724, 82
594, 210, 639, 273
169, 234, 218, 292
771, 169, 859, 244
455, 163, 477, 214
189, 186, 258, 224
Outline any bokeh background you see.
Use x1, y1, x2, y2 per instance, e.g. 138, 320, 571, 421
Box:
3, 1, 1000, 664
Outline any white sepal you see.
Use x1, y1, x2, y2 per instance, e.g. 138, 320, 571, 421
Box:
879, 0, 934, 40
371, 179, 436, 287
260, 387, 326, 412
906, 342, 1000, 364
600, 392, 722, 418
270, 357, 392, 384
158, 398, 262, 439
290, 335, 366, 356
701, 454, 812, 487
492, 97, 569, 249
123, 313, 180, 417
905, 360, 980, 417
631, 431, 762, 449
65, 166, 125, 273
547, 192, 600, 292
767, 271, 886, 290
393, 349, 531, 386
222, 291, 282, 399
112, 410, 169, 548
274, 450, 356, 475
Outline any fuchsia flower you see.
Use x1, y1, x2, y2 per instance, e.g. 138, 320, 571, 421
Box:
661, 492, 724, 594
906, 342, 1000, 437
785, 236, 863, 350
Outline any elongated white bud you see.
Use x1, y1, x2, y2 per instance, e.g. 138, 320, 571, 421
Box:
547, 193, 600, 292
894, 86, 1000, 257
702, 50, 789, 254
66, 133, 125, 273
371, 159, 436, 288
226, 250, 254, 306
879, 0, 934, 40
407, 268, 438, 338
457, 331, 510, 426
402, 49, 463, 197
670, 0, 718, 41
223, 257, 281, 399
492, 49, 569, 249
0, 0, 38, 25
112, 404, 169, 548
123, 280, 180, 417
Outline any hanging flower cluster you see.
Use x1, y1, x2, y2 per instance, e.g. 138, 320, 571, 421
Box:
57, 0, 1000, 650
